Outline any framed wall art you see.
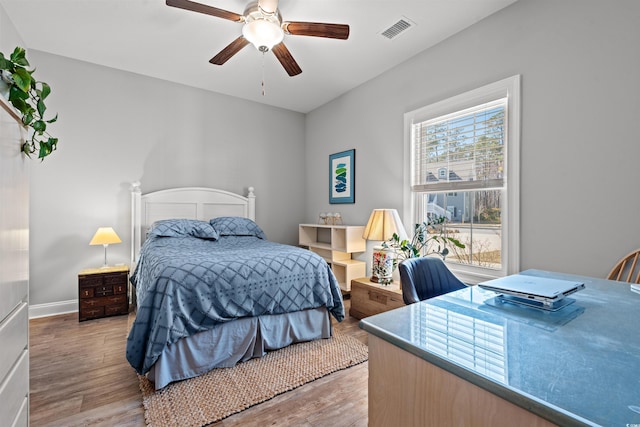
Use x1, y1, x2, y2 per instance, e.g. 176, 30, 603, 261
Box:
329, 149, 355, 204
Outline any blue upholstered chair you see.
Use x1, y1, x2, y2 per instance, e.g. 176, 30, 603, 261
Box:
398, 257, 467, 304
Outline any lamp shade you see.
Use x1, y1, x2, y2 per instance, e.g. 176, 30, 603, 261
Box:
89, 227, 122, 246
362, 209, 408, 242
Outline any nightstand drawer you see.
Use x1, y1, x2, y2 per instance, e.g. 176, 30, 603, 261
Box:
349, 277, 404, 319
81, 306, 105, 319
79, 287, 95, 298
105, 304, 128, 316
79, 294, 126, 309
80, 276, 103, 287
105, 273, 127, 286
94, 285, 113, 297
104, 294, 126, 305
369, 289, 404, 308
369, 289, 388, 304
113, 283, 127, 294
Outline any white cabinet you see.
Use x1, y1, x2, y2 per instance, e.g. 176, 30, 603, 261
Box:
299, 224, 366, 292
0, 98, 29, 427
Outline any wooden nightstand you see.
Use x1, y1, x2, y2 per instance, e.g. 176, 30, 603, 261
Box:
78, 265, 129, 321
349, 277, 405, 319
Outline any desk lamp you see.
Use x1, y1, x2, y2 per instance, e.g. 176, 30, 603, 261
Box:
362, 209, 407, 284
90, 227, 122, 268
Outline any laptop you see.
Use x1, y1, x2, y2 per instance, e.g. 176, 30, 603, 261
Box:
478, 274, 585, 306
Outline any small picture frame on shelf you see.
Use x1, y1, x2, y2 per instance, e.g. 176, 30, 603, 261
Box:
329, 149, 355, 204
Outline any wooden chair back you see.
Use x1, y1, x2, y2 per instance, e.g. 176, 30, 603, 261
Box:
607, 249, 640, 283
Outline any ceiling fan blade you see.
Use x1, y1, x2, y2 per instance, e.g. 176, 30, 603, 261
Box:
283, 22, 350, 40
166, 0, 243, 22
258, 0, 279, 14
272, 43, 302, 76
210, 37, 250, 65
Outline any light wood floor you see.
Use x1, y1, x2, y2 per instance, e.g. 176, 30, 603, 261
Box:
29, 298, 369, 427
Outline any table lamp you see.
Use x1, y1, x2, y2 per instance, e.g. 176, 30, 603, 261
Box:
362, 209, 407, 284
90, 227, 122, 268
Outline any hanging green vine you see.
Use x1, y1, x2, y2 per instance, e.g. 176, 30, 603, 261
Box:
0, 46, 58, 160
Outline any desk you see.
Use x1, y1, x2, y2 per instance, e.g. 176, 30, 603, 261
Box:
359, 269, 640, 427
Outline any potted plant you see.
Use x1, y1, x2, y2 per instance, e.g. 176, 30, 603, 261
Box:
0, 46, 58, 160
382, 216, 466, 264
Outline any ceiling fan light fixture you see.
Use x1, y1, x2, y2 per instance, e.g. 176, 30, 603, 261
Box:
167, 0, 348, 77
242, 19, 284, 52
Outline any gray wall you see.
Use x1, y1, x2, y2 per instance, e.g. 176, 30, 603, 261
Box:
305, 0, 640, 279
28, 52, 305, 307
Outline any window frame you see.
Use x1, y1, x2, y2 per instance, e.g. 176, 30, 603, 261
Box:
403, 75, 521, 283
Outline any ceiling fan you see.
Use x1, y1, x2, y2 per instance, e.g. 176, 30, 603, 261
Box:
166, 0, 350, 76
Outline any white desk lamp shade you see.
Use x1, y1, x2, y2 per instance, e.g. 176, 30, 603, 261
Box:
363, 209, 407, 241
363, 209, 407, 284
90, 227, 122, 267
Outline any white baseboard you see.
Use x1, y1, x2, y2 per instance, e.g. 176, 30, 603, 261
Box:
29, 300, 77, 319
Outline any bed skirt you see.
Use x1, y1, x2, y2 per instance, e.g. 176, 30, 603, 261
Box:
147, 306, 332, 389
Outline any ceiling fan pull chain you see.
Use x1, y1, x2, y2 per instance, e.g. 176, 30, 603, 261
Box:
261, 52, 266, 96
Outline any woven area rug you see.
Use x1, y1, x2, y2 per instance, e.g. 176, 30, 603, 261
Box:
138, 331, 368, 426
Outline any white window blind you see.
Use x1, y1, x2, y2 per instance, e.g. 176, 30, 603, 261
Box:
412, 98, 506, 193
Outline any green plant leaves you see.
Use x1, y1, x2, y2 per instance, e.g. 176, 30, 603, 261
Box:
37, 98, 46, 117
32, 120, 46, 133
11, 67, 31, 92
37, 82, 51, 99
38, 137, 58, 159
0, 55, 12, 70
22, 111, 33, 126
9, 46, 29, 67
382, 216, 466, 261
1, 46, 58, 160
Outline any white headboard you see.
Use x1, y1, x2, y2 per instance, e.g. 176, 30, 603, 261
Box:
130, 183, 256, 264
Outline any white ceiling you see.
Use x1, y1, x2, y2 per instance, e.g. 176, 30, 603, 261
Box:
0, 0, 517, 113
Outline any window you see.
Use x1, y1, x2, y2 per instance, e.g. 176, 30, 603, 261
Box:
403, 76, 520, 282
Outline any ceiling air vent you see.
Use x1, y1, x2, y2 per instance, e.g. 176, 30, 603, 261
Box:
380, 17, 415, 40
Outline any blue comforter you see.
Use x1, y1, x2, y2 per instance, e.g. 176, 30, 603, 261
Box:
126, 235, 344, 374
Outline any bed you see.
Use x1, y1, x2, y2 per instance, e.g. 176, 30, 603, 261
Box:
126, 184, 345, 389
